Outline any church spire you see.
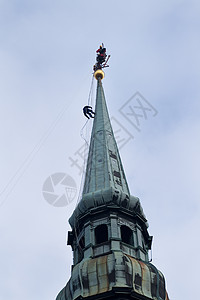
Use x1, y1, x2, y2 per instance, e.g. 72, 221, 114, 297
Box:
69, 70, 150, 253
82, 76, 129, 195
69, 71, 148, 230
56, 47, 169, 300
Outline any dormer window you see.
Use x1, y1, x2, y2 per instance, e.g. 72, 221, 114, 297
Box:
121, 225, 133, 246
95, 224, 108, 245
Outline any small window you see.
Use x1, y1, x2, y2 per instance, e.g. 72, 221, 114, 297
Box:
95, 224, 108, 245
77, 236, 85, 263
77, 248, 84, 262
79, 235, 85, 249
142, 240, 147, 252
121, 225, 133, 246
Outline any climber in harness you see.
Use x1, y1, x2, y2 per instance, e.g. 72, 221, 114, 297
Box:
96, 44, 107, 64
83, 106, 95, 119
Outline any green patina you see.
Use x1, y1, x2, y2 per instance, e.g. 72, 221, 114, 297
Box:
69, 79, 147, 228
56, 74, 169, 300
83, 78, 129, 195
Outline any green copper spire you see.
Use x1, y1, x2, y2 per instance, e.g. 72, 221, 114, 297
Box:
82, 78, 129, 195
69, 74, 147, 229
56, 56, 169, 300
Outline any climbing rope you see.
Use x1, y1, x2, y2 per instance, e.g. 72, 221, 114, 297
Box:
72, 75, 95, 256
80, 75, 94, 145
76, 75, 95, 206
88, 75, 94, 106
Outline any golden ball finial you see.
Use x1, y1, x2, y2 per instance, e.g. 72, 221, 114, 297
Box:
94, 69, 105, 80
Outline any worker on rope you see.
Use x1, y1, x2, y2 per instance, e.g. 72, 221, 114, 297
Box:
93, 43, 110, 72
96, 44, 107, 65
83, 106, 95, 119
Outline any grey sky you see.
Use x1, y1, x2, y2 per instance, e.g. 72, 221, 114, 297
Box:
0, 1, 200, 299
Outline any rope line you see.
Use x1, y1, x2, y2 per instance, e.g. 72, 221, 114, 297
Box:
73, 74, 95, 255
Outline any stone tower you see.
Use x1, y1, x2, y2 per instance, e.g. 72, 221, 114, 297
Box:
56, 69, 169, 300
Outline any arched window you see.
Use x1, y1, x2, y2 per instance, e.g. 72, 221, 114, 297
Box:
121, 225, 133, 246
95, 224, 108, 245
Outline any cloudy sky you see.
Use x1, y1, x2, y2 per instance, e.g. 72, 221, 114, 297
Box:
0, 1, 200, 299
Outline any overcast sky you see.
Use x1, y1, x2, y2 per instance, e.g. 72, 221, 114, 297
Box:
0, 1, 200, 299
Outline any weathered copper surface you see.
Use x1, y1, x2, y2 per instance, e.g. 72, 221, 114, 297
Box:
69, 80, 148, 229
56, 71, 169, 300
56, 251, 168, 300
